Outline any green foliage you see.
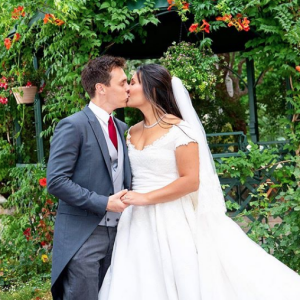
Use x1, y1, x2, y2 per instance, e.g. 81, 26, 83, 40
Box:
0, 164, 57, 288
216, 96, 300, 272
176, 0, 300, 88
216, 142, 279, 183
0, 139, 15, 182
0, 278, 51, 300
0, 0, 160, 144
0, 0, 300, 288
0, 0, 161, 288
240, 155, 300, 271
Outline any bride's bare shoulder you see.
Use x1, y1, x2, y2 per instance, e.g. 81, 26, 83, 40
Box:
129, 121, 143, 136
164, 114, 182, 125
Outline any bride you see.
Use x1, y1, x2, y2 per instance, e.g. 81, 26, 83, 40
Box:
99, 64, 300, 299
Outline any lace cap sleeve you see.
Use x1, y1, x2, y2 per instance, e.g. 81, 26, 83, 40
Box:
174, 121, 198, 149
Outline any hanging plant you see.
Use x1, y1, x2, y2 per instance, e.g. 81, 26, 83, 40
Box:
160, 41, 220, 100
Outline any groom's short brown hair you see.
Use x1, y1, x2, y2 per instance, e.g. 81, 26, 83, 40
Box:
81, 55, 126, 98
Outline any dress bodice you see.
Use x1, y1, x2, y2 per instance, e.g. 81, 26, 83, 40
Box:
127, 121, 197, 193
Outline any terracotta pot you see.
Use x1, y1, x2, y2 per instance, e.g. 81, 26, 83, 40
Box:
12, 86, 37, 104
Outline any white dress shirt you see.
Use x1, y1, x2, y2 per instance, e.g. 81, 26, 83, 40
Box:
88, 101, 115, 134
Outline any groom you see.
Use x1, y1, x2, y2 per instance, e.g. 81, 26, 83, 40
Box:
47, 55, 131, 300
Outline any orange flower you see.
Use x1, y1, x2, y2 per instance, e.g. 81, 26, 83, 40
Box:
14, 33, 21, 42
189, 20, 210, 34
216, 14, 232, 22
39, 178, 47, 187
54, 19, 65, 26
296, 66, 300, 72
4, 38, 11, 50
43, 13, 55, 24
223, 14, 250, 32
44, 14, 64, 26
43, 14, 51, 24
241, 17, 250, 31
182, 1, 189, 10
167, 0, 175, 11
189, 23, 198, 33
12, 6, 25, 19
12, 8, 19, 19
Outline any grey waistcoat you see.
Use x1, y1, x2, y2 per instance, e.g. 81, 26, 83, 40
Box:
99, 125, 124, 227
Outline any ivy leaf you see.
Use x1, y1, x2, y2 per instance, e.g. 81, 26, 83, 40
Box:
100, 2, 110, 10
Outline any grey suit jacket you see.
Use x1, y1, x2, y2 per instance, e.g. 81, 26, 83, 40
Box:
47, 105, 131, 300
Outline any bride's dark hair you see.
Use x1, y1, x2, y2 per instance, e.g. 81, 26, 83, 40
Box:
136, 64, 183, 120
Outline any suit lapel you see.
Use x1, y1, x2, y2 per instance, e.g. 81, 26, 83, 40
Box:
115, 118, 131, 189
82, 106, 113, 185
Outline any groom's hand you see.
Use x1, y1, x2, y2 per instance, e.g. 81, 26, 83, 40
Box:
107, 189, 129, 213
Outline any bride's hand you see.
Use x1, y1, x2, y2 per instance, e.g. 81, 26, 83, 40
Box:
121, 191, 149, 206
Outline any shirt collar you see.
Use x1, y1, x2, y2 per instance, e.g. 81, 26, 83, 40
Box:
89, 101, 112, 125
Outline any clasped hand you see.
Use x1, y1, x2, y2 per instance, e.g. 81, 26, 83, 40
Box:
107, 189, 148, 213
121, 190, 149, 206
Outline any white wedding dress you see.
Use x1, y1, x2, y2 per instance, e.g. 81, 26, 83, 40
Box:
99, 121, 300, 300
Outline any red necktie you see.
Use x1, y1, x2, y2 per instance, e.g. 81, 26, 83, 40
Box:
108, 116, 118, 150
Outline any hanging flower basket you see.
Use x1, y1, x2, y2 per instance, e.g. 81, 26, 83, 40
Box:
12, 86, 37, 104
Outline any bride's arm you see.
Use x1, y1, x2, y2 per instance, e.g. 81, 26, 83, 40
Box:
122, 142, 199, 206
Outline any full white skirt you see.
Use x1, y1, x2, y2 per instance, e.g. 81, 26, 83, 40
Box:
99, 193, 300, 300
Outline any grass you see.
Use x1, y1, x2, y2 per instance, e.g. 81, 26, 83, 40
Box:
0, 279, 51, 300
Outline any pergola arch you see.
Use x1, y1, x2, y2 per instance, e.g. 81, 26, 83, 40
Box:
7, 1, 284, 163
105, 1, 262, 144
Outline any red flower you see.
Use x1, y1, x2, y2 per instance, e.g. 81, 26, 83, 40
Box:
296, 66, 300, 72
202, 19, 210, 33
0, 83, 8, 89
0, 77, 8, 90
4, 38, 11, 50
26, 81, 33, 87
189, 23, 198, 33
23, 228, 31, 241
39, 178, 47, 187
14, 33, 21, 42
41, 241, 47, 247
0, 97, 8, 105
46, 199, 54, 205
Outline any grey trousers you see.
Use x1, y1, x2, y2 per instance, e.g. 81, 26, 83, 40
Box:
62, 226, 117, 300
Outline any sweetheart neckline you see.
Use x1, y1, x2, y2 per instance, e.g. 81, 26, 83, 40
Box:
127, 122, 183, 152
